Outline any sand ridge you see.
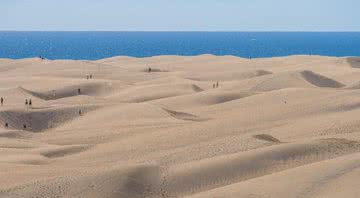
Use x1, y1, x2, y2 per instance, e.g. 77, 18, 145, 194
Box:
1, 55, 360, 197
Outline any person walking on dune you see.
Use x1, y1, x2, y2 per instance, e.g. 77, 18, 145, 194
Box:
25, 99, 28, 106
29, 99, 32, 107
1, 97, 3, 106
52, 90, 56, 99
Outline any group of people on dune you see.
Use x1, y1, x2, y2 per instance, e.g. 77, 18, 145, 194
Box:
0, 72, 93, 130
0, 97, 33, 129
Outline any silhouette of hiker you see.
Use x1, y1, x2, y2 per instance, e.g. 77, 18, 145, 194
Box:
148, 67, 152, 73
78, 88, 81, 94
86, 75, 89, 80
23, 124, 27, 129
29, 99, 32, 106
79, 109, 82, 116
25, 99, 28, 106
5, 123, 8, 128
90, 74, 93, 79
0, 97, 3, 105
216, 81, 219, 88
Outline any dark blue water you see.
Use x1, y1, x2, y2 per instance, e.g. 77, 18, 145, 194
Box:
0, 32, 359, 60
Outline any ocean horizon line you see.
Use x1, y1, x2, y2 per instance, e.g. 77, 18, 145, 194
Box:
2, 54, 358, 62
1, 30, 360, 33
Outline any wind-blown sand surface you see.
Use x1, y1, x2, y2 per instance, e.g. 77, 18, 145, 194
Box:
1, 55, 360, 197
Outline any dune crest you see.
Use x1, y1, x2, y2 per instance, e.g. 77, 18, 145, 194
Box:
252, 70, 344, 92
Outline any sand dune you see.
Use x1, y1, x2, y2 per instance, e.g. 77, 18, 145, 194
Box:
0, 105, 99, 132
0, 164, 162, 198
187, 152, 360, 198
347, 57, 360, 68
252, 70, 344, 92
152, 89, 254, 110
185, 69, 272, 81
1, 55, 360, 197
164, 138, 360, 197
22, 81, 116, 100
107, 83, 204, 102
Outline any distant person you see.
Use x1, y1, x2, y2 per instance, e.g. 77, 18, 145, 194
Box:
78, 88, 81, 94
216, 81, 219, 88
1, 97, 3, 105
29, 99, 32, 106
86, 75, 89, 80
79, 109, 82, 116
5, 122, 8, 128
25, 99, 28, 106
90, 74, 93, 79
52, 90, 56, 99
148, 67, 152, 73
23, 124, 27, 129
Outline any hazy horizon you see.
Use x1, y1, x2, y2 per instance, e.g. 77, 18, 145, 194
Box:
1, 31, 360, 33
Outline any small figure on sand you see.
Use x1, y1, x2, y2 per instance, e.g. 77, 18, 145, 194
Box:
216, 81, 219, 88
79, 109, 82, 116
25, 98, 32, 107
23, 124, 27, 129
148, 67, 152, 73
1, 97, 3, 105
90, 74, 93, 79
78, 88, 81, 94
5, 122, 8, 128
86, 75, 89, 80
52, 90, 56, 99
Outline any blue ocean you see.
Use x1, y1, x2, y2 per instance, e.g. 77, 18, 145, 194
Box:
0, 32, 359, 60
